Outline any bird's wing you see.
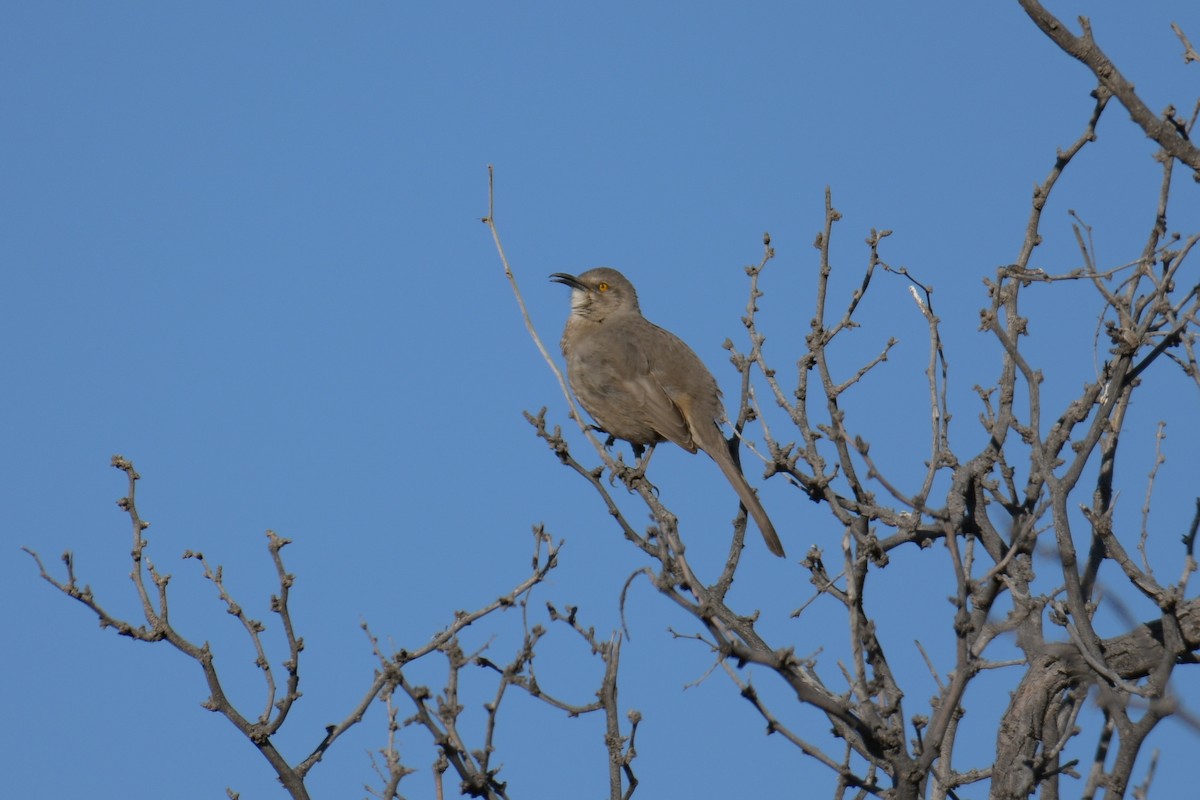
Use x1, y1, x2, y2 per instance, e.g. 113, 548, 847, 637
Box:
586, 322, 697, 450
619, 326, 696, 448
630, 372, 697, 451
644, 324, 723, 449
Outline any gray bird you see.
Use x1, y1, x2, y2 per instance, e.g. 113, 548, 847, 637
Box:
550, 267, 785, 558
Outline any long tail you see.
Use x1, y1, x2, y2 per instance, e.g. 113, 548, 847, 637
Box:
702, 431, 785, 558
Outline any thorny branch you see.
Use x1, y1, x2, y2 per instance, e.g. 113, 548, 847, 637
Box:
361, 528, 636, 800
24, 456, 313, 800
26, 458, 624, 800
1018, 0, 1200, 178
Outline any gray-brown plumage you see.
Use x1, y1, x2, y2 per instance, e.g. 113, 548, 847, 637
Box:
550, 267, 785, 558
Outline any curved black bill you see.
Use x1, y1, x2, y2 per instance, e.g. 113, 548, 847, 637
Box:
549, 272, 585, 290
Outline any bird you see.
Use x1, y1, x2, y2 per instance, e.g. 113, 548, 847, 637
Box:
550, 267, 785, 558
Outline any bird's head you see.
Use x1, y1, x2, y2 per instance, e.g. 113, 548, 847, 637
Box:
550, 267, 641, 321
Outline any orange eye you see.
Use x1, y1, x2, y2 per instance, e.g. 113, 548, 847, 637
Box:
597, 282, 609, 292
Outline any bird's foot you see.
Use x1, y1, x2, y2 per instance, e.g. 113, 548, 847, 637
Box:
613, 444, 659, 495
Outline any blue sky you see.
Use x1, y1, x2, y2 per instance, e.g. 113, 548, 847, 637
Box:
5, 2, 1199, 797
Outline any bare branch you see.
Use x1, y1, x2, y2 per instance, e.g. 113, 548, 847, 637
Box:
1018, 2, 1200, 177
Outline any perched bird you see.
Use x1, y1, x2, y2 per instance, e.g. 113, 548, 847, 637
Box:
550, 267, 784, 557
